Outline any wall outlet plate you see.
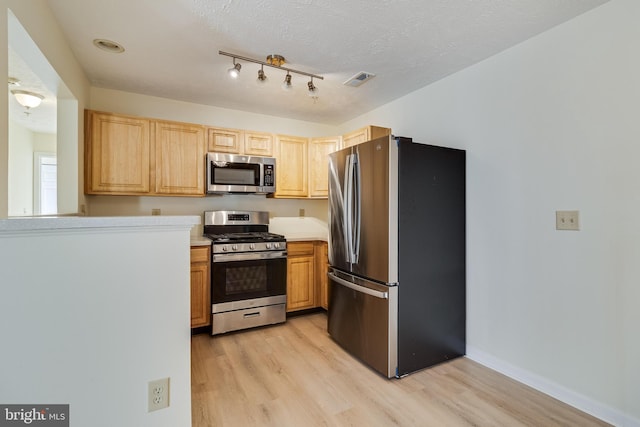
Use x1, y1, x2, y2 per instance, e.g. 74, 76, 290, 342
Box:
556, 210, 580, 231
148, 377, 170, 412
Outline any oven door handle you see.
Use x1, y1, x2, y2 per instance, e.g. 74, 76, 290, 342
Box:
213, 251, 287, 262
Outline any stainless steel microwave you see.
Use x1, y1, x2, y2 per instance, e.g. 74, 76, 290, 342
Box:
206, 152, 276, 194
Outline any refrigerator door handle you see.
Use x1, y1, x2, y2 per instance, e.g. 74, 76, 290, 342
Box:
352, 150, 361, 263
328, 272, 389, 299
343, 154, 354, 263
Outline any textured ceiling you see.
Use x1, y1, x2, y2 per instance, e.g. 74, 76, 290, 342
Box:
20, 0, 610, 130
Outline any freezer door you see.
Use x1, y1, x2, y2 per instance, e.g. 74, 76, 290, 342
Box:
327, 269, 398, 378
328, 136, 398, 283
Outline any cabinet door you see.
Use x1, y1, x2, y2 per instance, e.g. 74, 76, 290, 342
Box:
286, 242, 316, 312
309, 136, 340, 198
316, 241, 329, 310
207, 127, 243, 153
275, 135, 308, 197
86, 111, 151, 194
190, 247, 211, 328
342, 127, 369, 149
155, 121, 206, 195
244, 131, 274, 156
341, 125, 390, 148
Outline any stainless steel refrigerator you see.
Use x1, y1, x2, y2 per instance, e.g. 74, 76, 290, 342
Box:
327, 135, 465, 378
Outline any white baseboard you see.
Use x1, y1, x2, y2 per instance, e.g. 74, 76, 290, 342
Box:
466, 346, 639, 427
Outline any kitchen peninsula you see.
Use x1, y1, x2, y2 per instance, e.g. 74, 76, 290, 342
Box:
0, 215, 199, 427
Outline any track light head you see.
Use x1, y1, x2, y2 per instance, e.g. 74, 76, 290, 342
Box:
228, 60, 241, 78
307, 78, 319, 97
282, 73, 293, 91
257, 66, 267, 83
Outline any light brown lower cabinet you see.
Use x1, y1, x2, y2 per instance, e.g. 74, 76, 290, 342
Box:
286, 242, 316, 312
286, 241, 329, 312
190, 246, 211, 328
316, 241, 329, 310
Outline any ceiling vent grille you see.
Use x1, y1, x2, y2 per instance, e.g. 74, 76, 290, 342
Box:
343, 71, 375, 87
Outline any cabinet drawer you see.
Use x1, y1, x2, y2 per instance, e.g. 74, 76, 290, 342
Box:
190, 246, 210, 263
287, 241, 315, 257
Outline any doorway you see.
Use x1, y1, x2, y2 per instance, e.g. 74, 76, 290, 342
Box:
34, 152, 57, 215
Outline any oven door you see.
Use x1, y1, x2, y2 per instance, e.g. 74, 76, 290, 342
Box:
211, 252, 287, 304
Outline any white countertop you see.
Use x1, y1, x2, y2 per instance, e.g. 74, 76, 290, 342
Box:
0, 215, 201, 235
190, 236, 213, 246
269, 216, 329, 242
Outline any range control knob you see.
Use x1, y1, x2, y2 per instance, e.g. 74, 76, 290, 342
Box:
221, 246, 228, 252
249, 243, 256, 250
273, 242, 280, 249
266, 243, 272, 249
232, 244, 238, 251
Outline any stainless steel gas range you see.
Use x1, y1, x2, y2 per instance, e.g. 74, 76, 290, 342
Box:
204, 210, 287, 335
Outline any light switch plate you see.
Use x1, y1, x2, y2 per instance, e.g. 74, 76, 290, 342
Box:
556, 210, 579, 231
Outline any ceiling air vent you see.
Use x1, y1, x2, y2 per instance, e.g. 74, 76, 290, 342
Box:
343, 71, 375, 87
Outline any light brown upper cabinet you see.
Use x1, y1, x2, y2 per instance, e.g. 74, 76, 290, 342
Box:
341, 125, 391, 148
206, 127, 274, 157
154, 120, 206, 195
274, 134, 309, 198
207, 126, 243, 153
244, 131, 274, 157
309, 136, 340, 198
85, 110, 205, 196
85, 111, 151, 195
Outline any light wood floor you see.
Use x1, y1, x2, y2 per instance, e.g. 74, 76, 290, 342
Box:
191, 312, 609, 427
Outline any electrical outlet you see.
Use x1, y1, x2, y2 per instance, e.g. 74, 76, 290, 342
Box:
151, 208, 161, 216
299, 208, 305, 217
556, 210, 580, 231
148, 377, 170, 412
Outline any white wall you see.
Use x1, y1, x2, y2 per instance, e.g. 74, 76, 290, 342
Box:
1, 0, 89, 218
0, 223, 194, 427
87, 88, 336, 225
8, 121, 56, 216
343, 0, 639, 424
7, 120, 34, 215
90, 87, 338, 137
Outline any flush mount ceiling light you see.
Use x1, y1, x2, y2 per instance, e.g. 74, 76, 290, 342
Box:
93, 39, 125, 53
11, 90, 44, 109
219, 51, 323, 98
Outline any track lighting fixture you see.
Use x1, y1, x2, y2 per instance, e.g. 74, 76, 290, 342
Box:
228, 59, 241, 79
219, 50, 323, 98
